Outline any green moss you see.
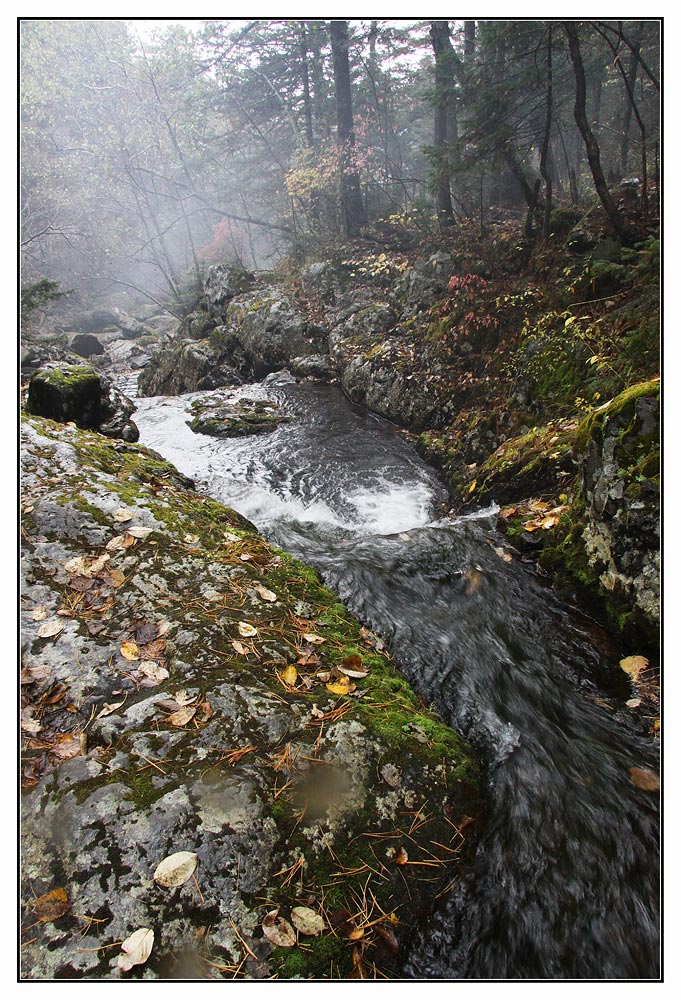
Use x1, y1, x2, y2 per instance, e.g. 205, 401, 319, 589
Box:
574, 378, 660, 455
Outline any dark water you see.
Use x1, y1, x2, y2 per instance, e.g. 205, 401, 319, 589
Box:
133, 377, 660, 980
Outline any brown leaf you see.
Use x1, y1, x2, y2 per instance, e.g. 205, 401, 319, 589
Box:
262, 909, 296, 948
628, 767, 660, 792
255, 584, 277, 603
338, 655, 368, 679
141, 639, 166, 660
231, 640, 249, 655
135, 622, 159, 645
50, 733, 82, 760
297, 649, 321, 667
165, 706, 197, 728
106, 535, 127, 552
32, 887, 70, 923
105, 568, 126, 589
394, 846, 409, 866
138, 661, 169, 687
199, 700, 213, 722
174, 689, 198, 706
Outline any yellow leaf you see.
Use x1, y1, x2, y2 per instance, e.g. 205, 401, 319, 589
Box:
326, 678, 355, 695
280, 665, 298, 687
619, 655, 649, 682
120, 640, 141, 661
468, 479, 477, 493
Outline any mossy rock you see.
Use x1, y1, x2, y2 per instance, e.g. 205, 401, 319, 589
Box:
20, 413, 479, 980
187, 396, 290, 438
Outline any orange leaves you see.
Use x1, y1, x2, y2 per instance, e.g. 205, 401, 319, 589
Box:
31, 887, 70, 923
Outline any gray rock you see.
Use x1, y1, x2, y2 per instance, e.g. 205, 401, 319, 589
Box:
70, 332, 105, 357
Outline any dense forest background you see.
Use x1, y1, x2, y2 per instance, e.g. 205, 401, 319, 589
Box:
20, 18, 660, 312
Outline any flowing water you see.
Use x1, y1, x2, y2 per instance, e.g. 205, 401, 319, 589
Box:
132, 376, 660, 980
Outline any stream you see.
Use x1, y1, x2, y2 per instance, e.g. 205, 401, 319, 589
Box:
132, 376, 660, 980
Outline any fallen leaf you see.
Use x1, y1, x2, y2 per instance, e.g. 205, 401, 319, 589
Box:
199, 700, 213, 722
626, 698, 642, 709
468, 479, 477, 493
156, 620, 171, 638
326, 678, 355, 695
262, 910, 296, 948
463, 568, 482, 595
126, 526, 153, 539
493, 546, 513, 562
63, 555, 90, 575
50, 733, 82, 760
239, 553, 253, 562
96, 701, 124, 719
238, 622, 258, 638
120, 640, 141, 661
21, 709, 42, 734
136, 622, 159, 645
373, 923, 399, 955
153, 851, 198, 888
104, 568, 126, 588
380, 764, 401, 788
121, 533, 137, 548
138, 661, 169, 686
174, 689, 197, 707
29, 606, 49, 622
37, 620, 64, 639
303, 633, 325, 645
166, 706, 197, 727
297, 649, 321, 667
394, 846, 409, 866
338, 655, 368, 679
29, 664, 51, 682
290, 906, 325, 937
141, 639, 166, 660
184, 533, 200, 545
106, 535, 127, 551
89, 553, 110, 575
231, 640, 249, 655
628, 767, 660, 792
499, 506, 517, 518
114, 508, 134, 523
620, 655, 649, 683
280, 665, 298, 687
223, 531, 241, 543
255, 584, 277, 603
118, 927, 154, 972
32, 887, 70, 922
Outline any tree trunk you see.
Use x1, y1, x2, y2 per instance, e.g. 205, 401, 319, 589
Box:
464, 21, 476, 62
429, 20, 455, 230
539, 26, 554, 239
298, 23, 314, 149
329, 20, 366, 236
620, 22, 644, 175
564, 22, 626, 238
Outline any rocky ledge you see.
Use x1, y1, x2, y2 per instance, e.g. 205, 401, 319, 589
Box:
20, 414, 478, 980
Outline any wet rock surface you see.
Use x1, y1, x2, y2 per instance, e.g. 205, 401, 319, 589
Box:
20, 414, 478, 980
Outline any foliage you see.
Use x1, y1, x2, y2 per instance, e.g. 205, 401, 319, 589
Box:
21, 279, 67, 317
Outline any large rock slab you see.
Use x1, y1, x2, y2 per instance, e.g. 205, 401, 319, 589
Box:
20, 415, 479, 980
26, 363, 139, 442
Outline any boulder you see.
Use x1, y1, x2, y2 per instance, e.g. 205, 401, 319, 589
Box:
26, 363, 139, 442
203, 262, 255, 308
187, 392, 289, 437
69, 332, 105, 357
72, 308, 119, 332
224, 289, 326, 377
